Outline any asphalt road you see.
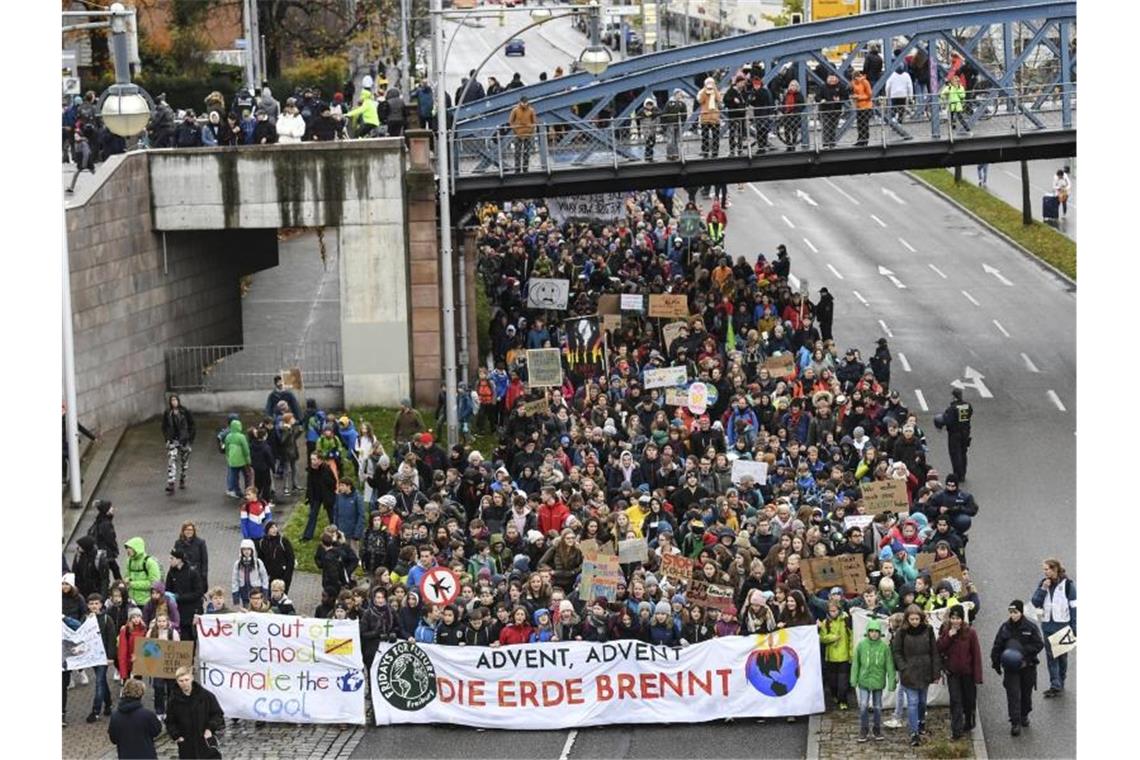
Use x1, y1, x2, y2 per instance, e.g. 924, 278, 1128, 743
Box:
718, 170, 1076, 758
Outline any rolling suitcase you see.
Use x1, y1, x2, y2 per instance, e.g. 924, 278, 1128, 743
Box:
1042, 194, 1060, 221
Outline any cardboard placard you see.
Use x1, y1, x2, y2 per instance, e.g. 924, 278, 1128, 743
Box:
643, 365, 689, 390
597, 294, 621, 315
617, 539, 649, 564
688, 580, 735, 612
602, 314, 622, 333
730, 459, 769, 486
648, 294, 689, 319
1047, 625, 1077, 657
526, 278, 570, 310
620, 294, 644, 312
526, 348, 564, 388
659, 554, 695, 586
802, 554, 868, 595
578, 539, 599, 559
928, 555, 966, 588
664, 387, 689, 407
661, 321, 688, 349
843, 515, 876, 532
520, 398, 550, 417
581, 554, 622, 590
916, 553, 934, 573
281, 367, 303, 391
763, 353, 796, 379
590, 578, 619, 601
861, 480, 909, 515
131, 638, 196, 679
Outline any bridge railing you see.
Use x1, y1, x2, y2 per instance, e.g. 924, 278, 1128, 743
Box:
165, 342, 343, 393
450, 84, 1074, 182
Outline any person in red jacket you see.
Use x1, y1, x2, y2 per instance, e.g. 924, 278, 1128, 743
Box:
936, 605, 984, 740
116, 607, 148, 681
537, 486, 570, 534
498, 606, 535, 645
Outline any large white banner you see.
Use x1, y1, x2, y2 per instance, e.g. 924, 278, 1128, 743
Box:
547, 193, 629, 224
62, 617, 108, 671
371, 630, 825, 729
196, 614, 366, 724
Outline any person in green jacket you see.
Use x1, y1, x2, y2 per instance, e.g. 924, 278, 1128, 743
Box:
223, 419, 251, 498
940, 75, 969, 133
818, 600, 853, 710
124, 537, 161, 607
851, 618, 897, 742
346, 90, 380, 137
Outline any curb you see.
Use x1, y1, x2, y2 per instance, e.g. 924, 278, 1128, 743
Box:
537, 27, 579, 59
906, 170, 1077, 290
973, 716, 989, 760
805, 713, 821, 760
62, 425, 127, 548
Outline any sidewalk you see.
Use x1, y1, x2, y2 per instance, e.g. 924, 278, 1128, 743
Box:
981, 159, 1076, 241
811, 706, 981, 760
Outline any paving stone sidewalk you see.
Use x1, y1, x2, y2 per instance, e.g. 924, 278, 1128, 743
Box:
814, 706, 975, 760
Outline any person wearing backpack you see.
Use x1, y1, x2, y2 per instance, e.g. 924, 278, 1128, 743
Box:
73, 535, 111, 600
302, 399, 325, 461
124, 537, 162, 607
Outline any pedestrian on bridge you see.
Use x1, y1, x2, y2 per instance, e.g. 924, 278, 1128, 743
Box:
778, 80, 805, 150
817, 73, 850, 149
662, 89, 688, 161
508, 97, 537, 173
697, 77, 723, 163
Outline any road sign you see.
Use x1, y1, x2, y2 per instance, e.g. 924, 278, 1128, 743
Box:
419, 567, 460, 607
605, 7, 641, 16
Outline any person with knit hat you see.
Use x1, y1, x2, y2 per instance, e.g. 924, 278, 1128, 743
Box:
647, 600, 679, 645
990, 600, 1044, 736
555, 599, 584, 641
937, 604, 983, 739
230, 539, 269, 609
90, 499, 122, 581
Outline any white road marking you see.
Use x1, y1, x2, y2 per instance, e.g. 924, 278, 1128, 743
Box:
824, 177, 861, 204
878, 319, 894, 338
961, 290, 980, 306
915, 389, 929, 412
951, 366, 994, 399
1021, 352, 1040, 373
898, 237, 916, 252
803, 237, 819, 253
853, 290, 869, 306
983, 263, 1014, 286
870, 214, 888, 228
559, 729, 579, 760
1046, 390, 1067, 412
796, 189, 819, 207
898, 352, 911, 372
781, 214, 796, 228
928, 264, 948, 279
748, 183, 774, 206
881, 187, 907, 205
827, 263, 844, 279
992, 319, 1010, 337
878, 265, 906, 289
788, 273, 801, 290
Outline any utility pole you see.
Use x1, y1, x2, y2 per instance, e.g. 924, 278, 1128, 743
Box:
400, 0, 411, 93
1021, 158, 1032, 225
249, 0, 262, 86
241, 0, 256, 92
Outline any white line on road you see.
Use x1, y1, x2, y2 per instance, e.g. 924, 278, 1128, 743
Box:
1047, 390, 1067, 412
898, 237, 916, 252
827, 263, 844, 279
781, 214, 796, 228
1021, 352, 1040, 373
881, 187, 907, 205
824, 177, 861, 204
748, 183, 774, 206
788, 273, 801, 290
915, 389, 929, 412
878, 319, 894, 338
803, 237, 819, 253
870, 214, 888, 228
559, 730, 579, 760
961, 290, 980, 306
928, 264, 948, 279
796, 189, 819, 207
898, 352, 911, 372
992, 319, 1010, 337
852, 290, 869, 306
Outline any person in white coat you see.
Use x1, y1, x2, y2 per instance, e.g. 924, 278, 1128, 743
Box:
276, 98, 306, 144
884, 66, 914, 125
1052, 169, 1071, 216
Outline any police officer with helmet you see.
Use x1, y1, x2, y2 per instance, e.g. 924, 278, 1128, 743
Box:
991, 600, 1044, 736
934, 388, 973, 481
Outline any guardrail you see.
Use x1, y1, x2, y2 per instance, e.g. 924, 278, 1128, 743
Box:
450, 85, 1075, 181
165, 342, 342, 393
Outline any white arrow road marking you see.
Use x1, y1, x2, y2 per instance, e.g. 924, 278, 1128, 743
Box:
898, 352, 911, 372
878, 265, 907, 289
1021, 352, 1040, 373
878, 319, 894, 338
788, 273, 801, 290
827, 264, 844, 279
961, 290, 980, 306
1047, 390, 1067, 412
748, 184, 774, 206
881, 187, 907, 205
803, 237, 819, 253
950, 366, 993, 399
915, 389, 929, 412
928, 264, 948, 279
559, 730, 579, 760
870, 214, 888, 228
899, 237, 916, 252
983, 263, 1014, 286
796, 189, 819, 207
824, 177, 860, 204
782, 215, 796, 228
992, 319, 1010, 337
853, 290, 869, 306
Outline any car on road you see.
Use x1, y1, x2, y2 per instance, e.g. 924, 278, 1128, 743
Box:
505, 38, 526, 56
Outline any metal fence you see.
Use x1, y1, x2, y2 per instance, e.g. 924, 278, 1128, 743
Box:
165, 342, 342, 393
450, 85, 1075, 180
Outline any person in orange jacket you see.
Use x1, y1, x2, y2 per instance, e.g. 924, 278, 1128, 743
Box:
853, 71, 874, 146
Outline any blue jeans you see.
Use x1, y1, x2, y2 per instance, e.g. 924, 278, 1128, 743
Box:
90, 665, 111, 714
903, 685, 928, 735
893, 682, 907, 720
227, 465, 252, 494
857, 687, 883, 735
1041, 621, 1069, 689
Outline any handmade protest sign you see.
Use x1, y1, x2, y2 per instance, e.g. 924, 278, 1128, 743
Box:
526, 279, 570, 310
196, 614, 366, 724
643, 365, 689, 390
802, 555, 867, 595
372, 633, 825, 728
730, 459, 769, 486
687, 580, 736, 612
547, 193, 628, 224
621, 294, 644, 312
1047, 625, 1077, 657
648, 294, 689, 319
861, 480, 909, 514
928, 556, 966, 587
526, 349, 563, 388
763, 354, 796, 379
664, 387, 689, 407
281, 367, 303, 391
618, 539, 649, 564
62, 617, 108, 671
563, 317, 606, 379
520, 398, 550, 417
132, 638, 196, 679
843, 515, 875, 532
661, 321, 687, 348
596, 294, 621, 315
659, 554, 694, 587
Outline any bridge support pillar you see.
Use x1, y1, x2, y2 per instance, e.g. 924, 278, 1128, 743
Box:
405, 129, 445, 408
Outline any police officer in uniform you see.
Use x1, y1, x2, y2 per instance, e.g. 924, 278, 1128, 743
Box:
935, 388, 973, 481
990, 600, 1044, 736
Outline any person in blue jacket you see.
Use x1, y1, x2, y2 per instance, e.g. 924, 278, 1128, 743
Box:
333, 479, 365, 553
302, 399, 325, 461
1031, 558, 1076, 697
647, 601, 680, 645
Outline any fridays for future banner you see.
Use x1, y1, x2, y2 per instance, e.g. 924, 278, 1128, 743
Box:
370, 630, 825, 729
196, 614, 366, 724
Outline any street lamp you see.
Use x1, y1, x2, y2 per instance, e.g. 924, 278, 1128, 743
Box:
579, 2, 612, 75
97, 3, 153, 137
